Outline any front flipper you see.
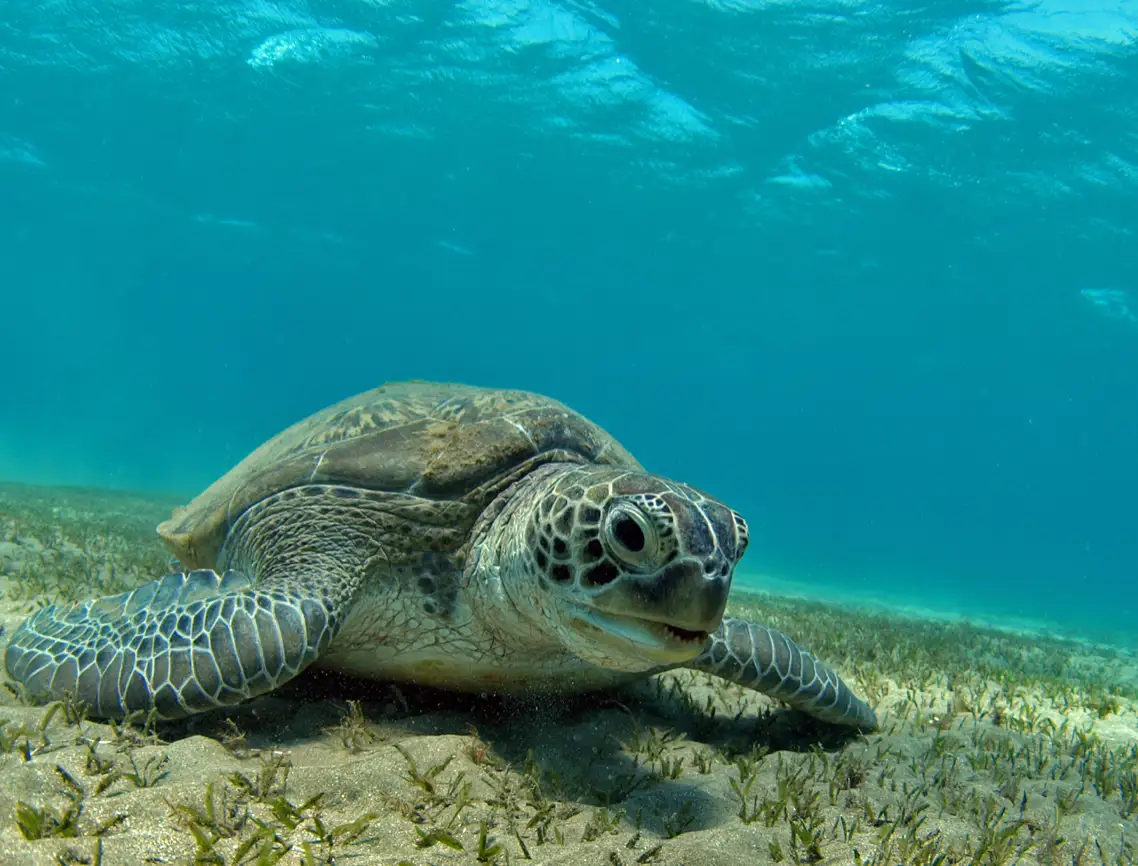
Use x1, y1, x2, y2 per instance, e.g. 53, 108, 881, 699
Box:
688, 618, 878, 730
3, 570, 338, 720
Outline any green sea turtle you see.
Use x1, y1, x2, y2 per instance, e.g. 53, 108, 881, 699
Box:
3, 382, 876, 730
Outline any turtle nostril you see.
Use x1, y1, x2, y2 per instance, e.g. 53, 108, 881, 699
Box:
701, 556, 731, 579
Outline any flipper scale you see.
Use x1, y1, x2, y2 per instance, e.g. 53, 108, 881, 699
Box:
3, 570, 337, 719
689, 617, 878, 730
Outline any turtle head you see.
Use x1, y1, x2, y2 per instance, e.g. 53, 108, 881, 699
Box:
506, 467, 749, 671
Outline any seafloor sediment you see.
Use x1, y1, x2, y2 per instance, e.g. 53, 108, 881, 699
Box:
0, 482, 1134, 866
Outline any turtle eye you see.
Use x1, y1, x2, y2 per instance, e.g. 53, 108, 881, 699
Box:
604, 504, 658, 567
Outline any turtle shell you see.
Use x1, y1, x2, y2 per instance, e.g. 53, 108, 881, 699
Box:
157, 381, 641, 568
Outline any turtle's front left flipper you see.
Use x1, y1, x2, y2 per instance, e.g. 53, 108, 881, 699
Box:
688, 617, 878, 730
3, 569, 338, 720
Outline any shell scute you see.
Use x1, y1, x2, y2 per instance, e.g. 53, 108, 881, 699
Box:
157, 382, 639, 566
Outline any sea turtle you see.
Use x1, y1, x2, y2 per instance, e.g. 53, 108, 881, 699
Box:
3, 382, 876, 730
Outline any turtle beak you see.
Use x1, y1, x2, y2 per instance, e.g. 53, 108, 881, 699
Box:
567, 605, 711, 664
572, 555, 731, 665
588, 557, 731, 634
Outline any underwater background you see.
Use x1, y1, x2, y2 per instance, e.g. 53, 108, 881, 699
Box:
0, 0, 1135, 644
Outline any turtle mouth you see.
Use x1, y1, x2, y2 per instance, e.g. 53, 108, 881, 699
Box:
663, 624, 710, 642
568, 607, 711, 662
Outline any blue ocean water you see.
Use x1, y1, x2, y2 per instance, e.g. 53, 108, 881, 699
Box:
0, 0, 1135, 643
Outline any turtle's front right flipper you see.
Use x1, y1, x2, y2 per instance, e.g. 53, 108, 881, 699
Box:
688, 618, 878, 731
3, 569, 338, 720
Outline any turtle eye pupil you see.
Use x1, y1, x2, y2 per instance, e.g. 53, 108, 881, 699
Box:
613, 516, 645, 553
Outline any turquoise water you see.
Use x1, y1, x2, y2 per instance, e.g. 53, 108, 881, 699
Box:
0, 1, 1135, 643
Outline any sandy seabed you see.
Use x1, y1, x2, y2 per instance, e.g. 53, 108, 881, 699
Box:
0, 482, 1134, 866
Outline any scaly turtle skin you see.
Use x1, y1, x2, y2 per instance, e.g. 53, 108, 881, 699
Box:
3, 382, 876, 730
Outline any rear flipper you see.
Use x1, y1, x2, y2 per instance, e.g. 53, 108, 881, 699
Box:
3, 570, 337, 720
689, 618, 878, 730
